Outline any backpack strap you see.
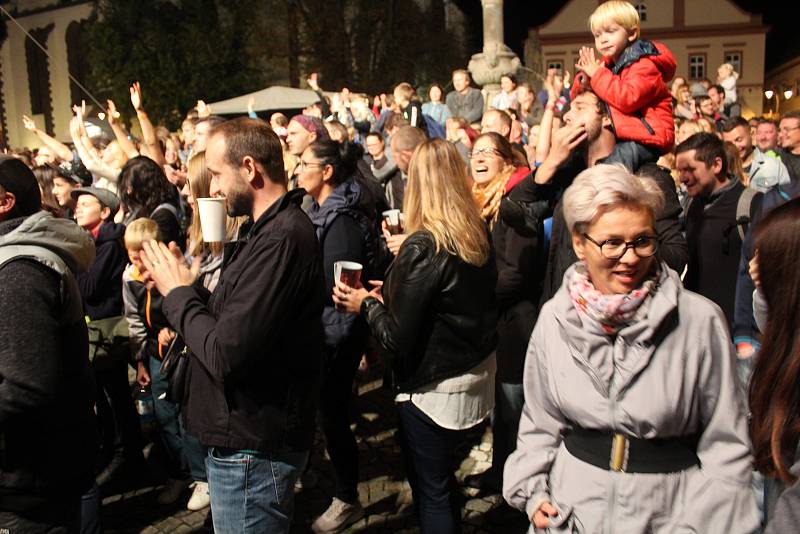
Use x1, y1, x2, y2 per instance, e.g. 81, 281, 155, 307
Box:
736, 187, 757, 241
0, 244, 83, 325
152, 202, 179, 219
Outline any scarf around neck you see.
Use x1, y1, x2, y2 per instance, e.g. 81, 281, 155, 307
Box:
472, 165, 513, 225
568, 262, 659, 335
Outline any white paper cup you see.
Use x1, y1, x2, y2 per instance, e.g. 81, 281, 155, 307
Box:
197, 198, 227, 242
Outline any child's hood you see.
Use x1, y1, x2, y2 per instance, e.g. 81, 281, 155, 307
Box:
604, 39, 676, 81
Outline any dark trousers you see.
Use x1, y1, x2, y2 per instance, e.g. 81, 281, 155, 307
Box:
93, 356, 143, 468
488, 381, 525, 488
318, 331, 366, 503
396, 401, 464, 534
0, 498, 81, 533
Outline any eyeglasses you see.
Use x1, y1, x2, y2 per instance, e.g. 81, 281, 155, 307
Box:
779, 125, 800, 134
298, 160, 325, 171
582, 233, 658, 260
469, 147, 502, 159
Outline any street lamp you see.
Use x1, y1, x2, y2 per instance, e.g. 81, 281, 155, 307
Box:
764, 89, 774, 99
784, 88, 794, 100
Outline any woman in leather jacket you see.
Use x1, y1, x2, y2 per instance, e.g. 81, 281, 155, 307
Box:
334, 139, 498, 533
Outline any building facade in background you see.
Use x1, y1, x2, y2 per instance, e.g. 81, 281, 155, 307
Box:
527, 0, 767, 117
765, 58, 800, 117
0, 0, 91, 148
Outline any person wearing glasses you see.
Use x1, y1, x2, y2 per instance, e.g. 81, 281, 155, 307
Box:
503, 164, 758, 533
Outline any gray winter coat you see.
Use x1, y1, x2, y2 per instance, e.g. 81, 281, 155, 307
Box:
503, 262, 759, 533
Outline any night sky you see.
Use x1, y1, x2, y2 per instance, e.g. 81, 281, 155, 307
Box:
454, 0, 800, 72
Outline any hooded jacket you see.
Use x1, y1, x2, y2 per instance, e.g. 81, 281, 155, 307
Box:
308, 179, 373, 348
503, 263, 759, 533
0, 211, 97, 514
572, 40, 677, 153
78, 220, 127, 320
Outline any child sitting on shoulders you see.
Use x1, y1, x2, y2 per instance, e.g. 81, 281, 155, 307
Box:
572, 0, 676, 171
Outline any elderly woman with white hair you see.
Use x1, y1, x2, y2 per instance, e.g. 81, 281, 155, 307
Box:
502, 164, 759, 533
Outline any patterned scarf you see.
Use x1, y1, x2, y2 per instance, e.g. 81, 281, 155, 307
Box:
472, 165, 513, 226
568, 263, 659, 335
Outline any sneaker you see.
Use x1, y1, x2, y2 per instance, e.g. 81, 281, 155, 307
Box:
294, 467, 318, 492
311, 498, 365, 533
157, 477, 191, 505
186, 481, 210, 511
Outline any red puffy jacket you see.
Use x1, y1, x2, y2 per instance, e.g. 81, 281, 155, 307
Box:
572, 40, 676, 153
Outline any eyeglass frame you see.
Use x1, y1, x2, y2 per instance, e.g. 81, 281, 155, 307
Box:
779, 124, 800, 134
469, 147, 502, 159
582, 233, 659, 260
298, 159, 328, 171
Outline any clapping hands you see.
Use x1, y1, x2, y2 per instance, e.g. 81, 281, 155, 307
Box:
575, 46, 603, 78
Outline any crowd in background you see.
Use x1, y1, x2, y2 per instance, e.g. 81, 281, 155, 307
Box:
4, 2, 800, 533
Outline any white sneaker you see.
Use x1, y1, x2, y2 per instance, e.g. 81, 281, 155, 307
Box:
157, 477, 191, 505
311, 497, 365, 533
186, 481, 210, 511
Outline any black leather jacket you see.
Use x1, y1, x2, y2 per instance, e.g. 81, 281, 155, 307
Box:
362, 230, 498, 392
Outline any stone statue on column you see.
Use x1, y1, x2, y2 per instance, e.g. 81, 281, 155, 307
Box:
468, 0, 521, 99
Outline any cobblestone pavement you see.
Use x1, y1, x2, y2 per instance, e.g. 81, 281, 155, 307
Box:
101, 366, 530, 533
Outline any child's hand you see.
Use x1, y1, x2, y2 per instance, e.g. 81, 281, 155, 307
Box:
575, 46, 603, 78
136, 361, 151, 387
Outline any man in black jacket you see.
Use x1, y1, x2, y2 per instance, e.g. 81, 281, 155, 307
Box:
142, 118, 325, 534
0, 156, 97, 532
502, 88, 688, 308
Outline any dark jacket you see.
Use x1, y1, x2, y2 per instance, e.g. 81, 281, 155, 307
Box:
684, 180, 762, 330
309, 179, 373, 348
493, 184, 543, 384
362, 230, 498, 392
732, 180, 797, 346
0, 212, 97, 515
163, 189, 325, 453
401, 101, 429, 135
504, 157, 688, 310
78, 220, 127, 320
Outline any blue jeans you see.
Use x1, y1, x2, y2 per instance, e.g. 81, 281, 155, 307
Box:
205, 447, 308, 534
396, 401, 464, 534
489, 382, 525, 488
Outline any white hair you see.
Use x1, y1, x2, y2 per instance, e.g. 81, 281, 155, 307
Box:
562, 164, 664, 234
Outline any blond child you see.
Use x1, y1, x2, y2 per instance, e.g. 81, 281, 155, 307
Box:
571, 0, 677, 170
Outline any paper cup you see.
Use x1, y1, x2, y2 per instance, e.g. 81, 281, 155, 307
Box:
197, 198, 227, 242
333, 261, 362, 311
383, 209, 404, 235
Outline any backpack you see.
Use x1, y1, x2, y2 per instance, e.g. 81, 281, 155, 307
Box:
423, 114, 446, 139
735, 187, 757, 241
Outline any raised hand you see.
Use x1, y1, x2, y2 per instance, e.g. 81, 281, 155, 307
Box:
21, 115, 37, 132
247, 96, 255, 115
130, 82, 143, 111
196, 100, 211, 118
106, 99, 121, 123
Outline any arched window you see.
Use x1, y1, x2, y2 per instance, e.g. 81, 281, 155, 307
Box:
25, 24, 54, 133
66, 21, 89, 107
635, 3, 647, 22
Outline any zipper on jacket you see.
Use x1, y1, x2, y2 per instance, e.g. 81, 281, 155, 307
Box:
639, 116, 655, 135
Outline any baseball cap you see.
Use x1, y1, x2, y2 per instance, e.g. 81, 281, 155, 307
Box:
70, 187, 120, 216
58, 157, 93, 187
0, 155, 42, 216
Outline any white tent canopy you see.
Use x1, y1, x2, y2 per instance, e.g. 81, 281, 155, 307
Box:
207, 85, 320, 114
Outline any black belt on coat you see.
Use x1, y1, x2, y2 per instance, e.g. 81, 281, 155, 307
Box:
563, 426, 700, 474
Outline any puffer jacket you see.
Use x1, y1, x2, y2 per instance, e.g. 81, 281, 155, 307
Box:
572, 39, 676, 153
362, 230, 498, 392
503, 262, 759, 533
78, 220, 127, 320
0, 211, 97, 514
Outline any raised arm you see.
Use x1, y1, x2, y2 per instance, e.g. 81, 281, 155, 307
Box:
70, 106, 120, 182
106, 99, 139, 160
21, 115, 72, 162
131, 82, 166, 166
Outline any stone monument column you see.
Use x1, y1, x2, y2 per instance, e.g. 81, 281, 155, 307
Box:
468, 0, 521, 100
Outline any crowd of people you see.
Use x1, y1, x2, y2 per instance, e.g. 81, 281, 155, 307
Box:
3, 1, 800, 533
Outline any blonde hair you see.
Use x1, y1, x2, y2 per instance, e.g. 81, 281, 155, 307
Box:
187, 151, 241, 257
589, 1, 640, 38
393, 82, 415, 104
124, 218, 161, 251
562, 164, 664, 235
403, 139, 491, 266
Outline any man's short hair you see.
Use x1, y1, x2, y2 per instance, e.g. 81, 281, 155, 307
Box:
570, 87, 611, 118
270, 113, 289, 128
710, 84, 725, 96
452, 69, 470, 79
721, 116, 749, 134
392, 126, 427, 153
365, 132, 384, 144
485, 108, 512, 132
782, 110, 800, 123
675, 132, 728, 176
394, 82, 415, 102
211, 118, 287, 186
757, 117, 778, 128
